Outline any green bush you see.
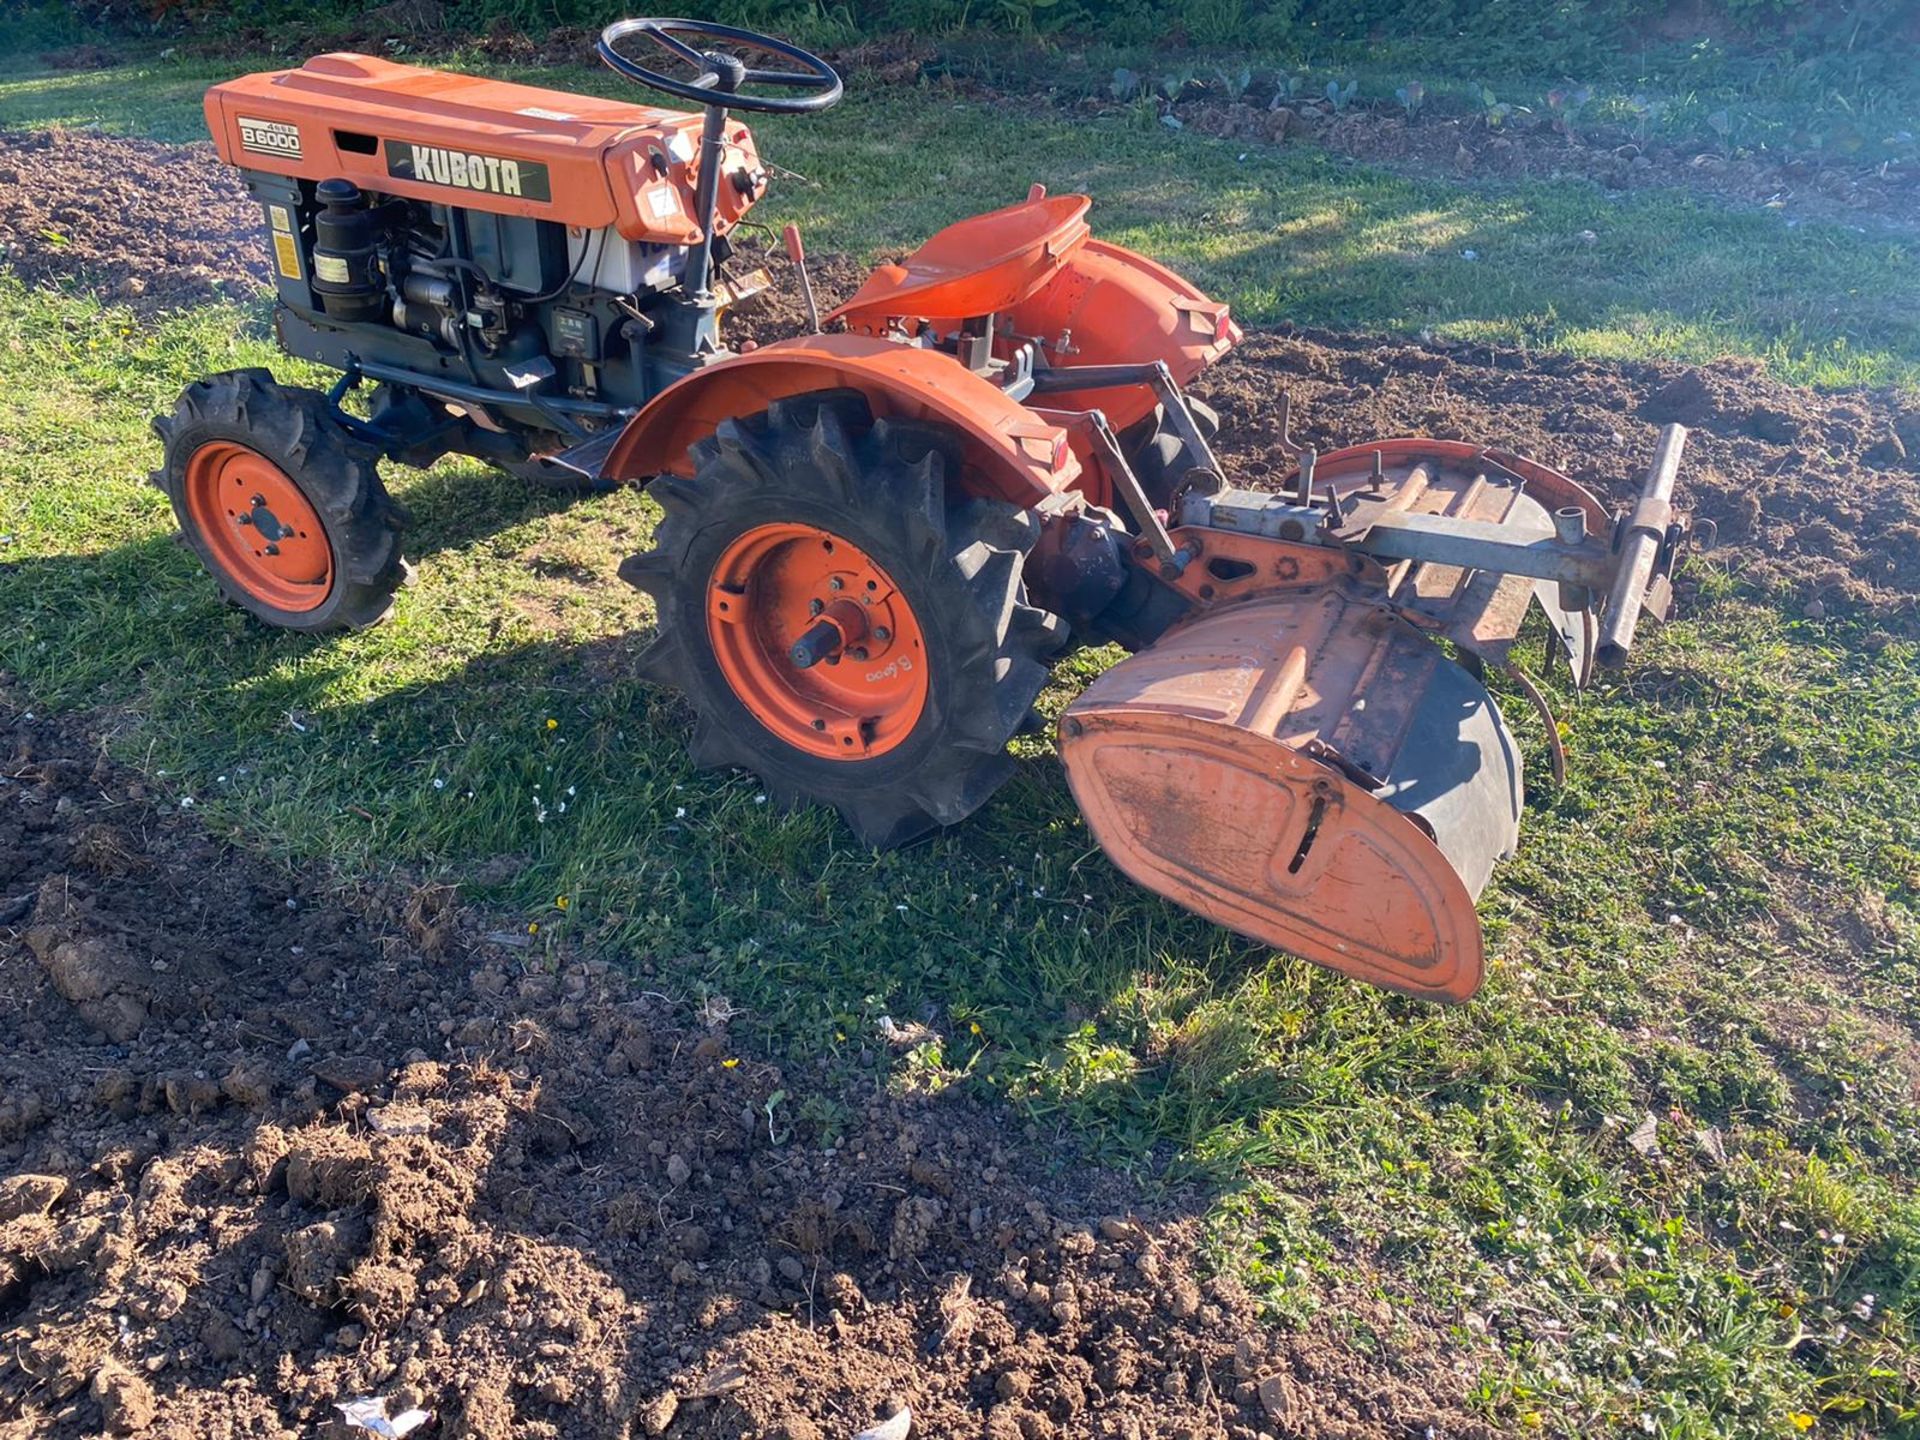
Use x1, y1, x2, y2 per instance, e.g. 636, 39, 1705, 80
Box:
0, 0, 1893, 42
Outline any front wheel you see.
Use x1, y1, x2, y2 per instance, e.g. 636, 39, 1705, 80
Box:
151, 370, 406, 631
619, 391, 1065, 848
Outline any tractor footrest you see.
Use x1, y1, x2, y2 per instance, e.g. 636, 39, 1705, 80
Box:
542, 427, 622, 483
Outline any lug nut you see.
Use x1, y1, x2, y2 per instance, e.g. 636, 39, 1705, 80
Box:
828, 576, 843, 590
874, 626, 891, 641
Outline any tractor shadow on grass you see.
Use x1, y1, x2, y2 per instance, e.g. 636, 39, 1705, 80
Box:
4, 511, 1357, 1186
379, 455, 632, 565
8, 495, 1537, 1158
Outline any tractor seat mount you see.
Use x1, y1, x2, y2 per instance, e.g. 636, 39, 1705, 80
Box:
828, 194, 1094, 335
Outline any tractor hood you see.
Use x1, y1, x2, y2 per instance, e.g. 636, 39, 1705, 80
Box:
205, 53, 766, 247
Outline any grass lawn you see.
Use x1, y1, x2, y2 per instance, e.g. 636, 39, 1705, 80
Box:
2, 51, 1917, 1440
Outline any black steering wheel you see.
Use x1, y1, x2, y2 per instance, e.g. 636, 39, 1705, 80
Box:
597, 17, 843, 115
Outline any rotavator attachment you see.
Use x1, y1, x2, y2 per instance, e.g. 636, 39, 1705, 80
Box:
1059, 421, 1700, 1001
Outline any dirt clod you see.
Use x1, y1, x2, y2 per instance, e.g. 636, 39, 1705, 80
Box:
0, 1172, 66, 1221
90, 1361, 157, 1435
641, 1390, 680, 1435
283, 1216, 368, 1304
24, 898, 153, 1041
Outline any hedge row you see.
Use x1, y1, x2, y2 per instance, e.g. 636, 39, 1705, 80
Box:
8, 0, 1913, 84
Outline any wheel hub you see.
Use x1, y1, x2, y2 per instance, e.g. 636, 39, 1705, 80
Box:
183, 441, 332, 613
707, 523, 927, 759
245, 495, 295, 545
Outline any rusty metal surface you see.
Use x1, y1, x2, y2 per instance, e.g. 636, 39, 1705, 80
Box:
1151, 526, 1381, 608
1271, 439, 1608, 681
1060, 589, 1523, 1002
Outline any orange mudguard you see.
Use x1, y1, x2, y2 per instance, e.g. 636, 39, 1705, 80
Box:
1059, 589, 1522, 1002
820, 194, 1239, 437
603, 334, 1082, 505
828, 195, 1094, 333
1008, 239, 1240, 432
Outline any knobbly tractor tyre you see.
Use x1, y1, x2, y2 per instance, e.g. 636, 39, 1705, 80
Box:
620, 391, 1067, 848
1125, 396, 1221, 508
152, 369, 407, 632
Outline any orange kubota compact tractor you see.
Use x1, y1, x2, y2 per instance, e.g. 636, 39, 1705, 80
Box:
157, 19, 1702, 1002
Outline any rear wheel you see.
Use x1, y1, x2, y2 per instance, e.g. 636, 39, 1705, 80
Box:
152, 370, 406, 631
619, 391, 1065, 848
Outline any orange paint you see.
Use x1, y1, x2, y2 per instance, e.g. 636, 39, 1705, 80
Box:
183, 441, 333, 613
827, 195, 1092, 333
1060, 589, 1517, 1003
1006, 239, 1241, 432
707, 523, 928, 760
205, 53, 763, 246
607, 335, 1080, 504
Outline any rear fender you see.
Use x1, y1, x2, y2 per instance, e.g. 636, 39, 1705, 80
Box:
1007, 239, 1241, 432
604, 335, 1079, 506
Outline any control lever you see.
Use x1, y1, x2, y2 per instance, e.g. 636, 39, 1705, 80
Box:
783, 222, 821, 334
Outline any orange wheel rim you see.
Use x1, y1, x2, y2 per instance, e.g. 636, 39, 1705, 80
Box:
183, 441, 333, 613
707, 523, 928, 760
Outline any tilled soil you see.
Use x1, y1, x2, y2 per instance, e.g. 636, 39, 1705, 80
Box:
1174, 100, 1920, 235
0, 128, 267, 311
0, 695, 1498, 1439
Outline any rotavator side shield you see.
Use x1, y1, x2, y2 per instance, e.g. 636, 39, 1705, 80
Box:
1059, 589, 1522, 1002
